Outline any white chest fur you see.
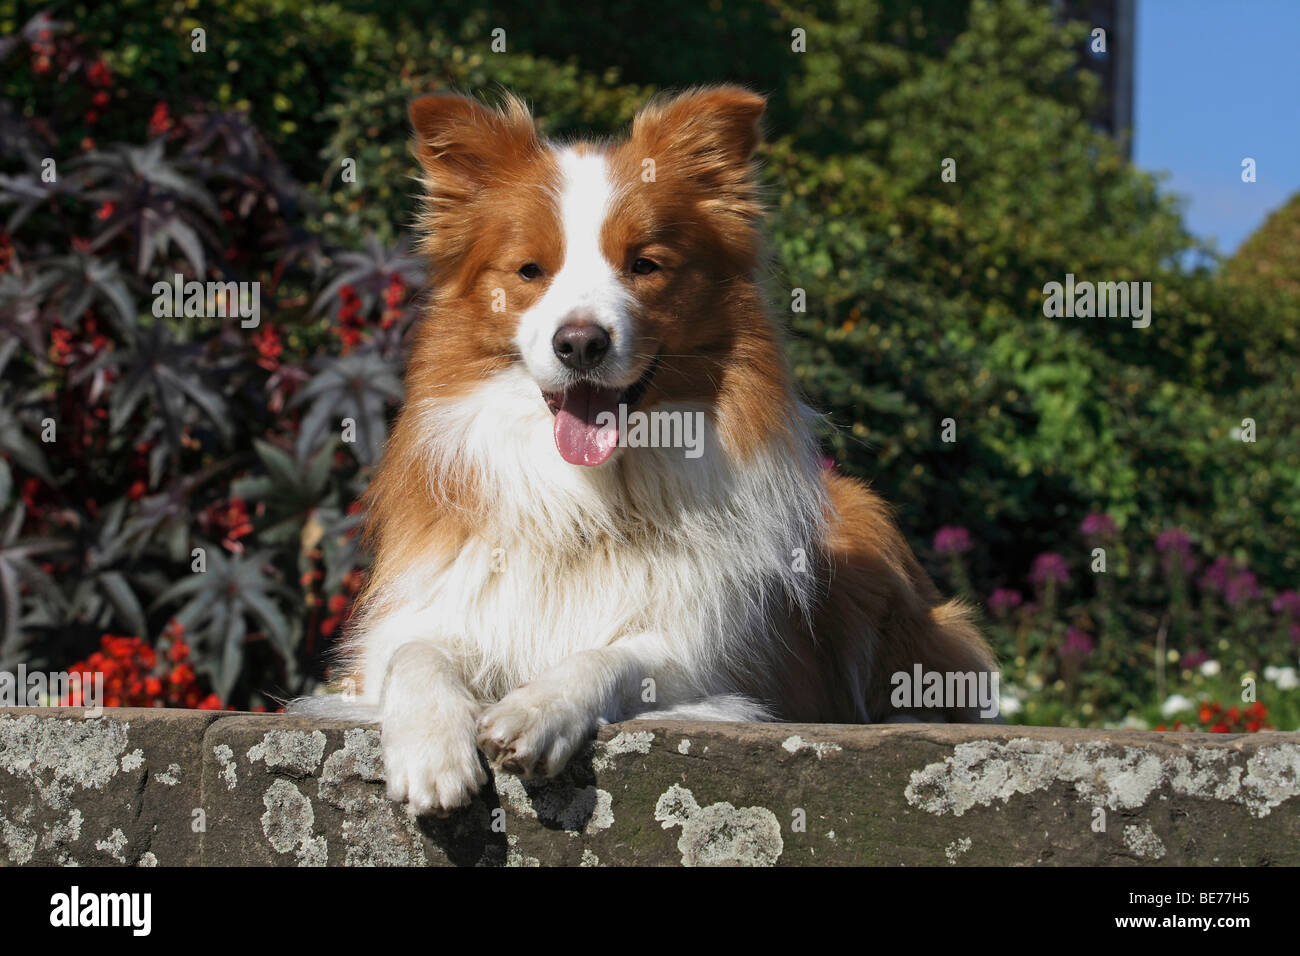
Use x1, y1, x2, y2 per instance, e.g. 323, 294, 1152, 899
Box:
358, 367, 827, 704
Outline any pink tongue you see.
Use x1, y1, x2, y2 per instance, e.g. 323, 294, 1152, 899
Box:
554, 383, 621, 466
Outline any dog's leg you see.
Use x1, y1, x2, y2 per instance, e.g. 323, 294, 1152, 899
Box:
477, 632, 691, 778
379, 641, 487, 816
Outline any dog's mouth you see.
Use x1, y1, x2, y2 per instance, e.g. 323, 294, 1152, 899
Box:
542, 354, 660, 467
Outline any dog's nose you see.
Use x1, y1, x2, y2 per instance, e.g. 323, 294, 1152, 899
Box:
552, 321, 611, 371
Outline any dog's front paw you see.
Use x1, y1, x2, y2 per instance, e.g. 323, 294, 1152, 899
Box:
382, 716, 488, 817
477, 683, 594, 778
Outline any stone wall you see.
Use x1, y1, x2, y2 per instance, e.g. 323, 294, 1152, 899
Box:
1, 706, 1297, 866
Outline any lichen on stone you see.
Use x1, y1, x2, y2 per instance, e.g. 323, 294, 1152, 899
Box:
316, 729, 425, 866
781, 734, 843, 759
1122, 822, 1166, 860
592, 730, 654, 771
945, 837, 972, 863
494, 772, 614, 833
120, 749, 145, 772
905, 737, 1300, 819
0, 714, 130, 808
247, 730, 327, 777
95, 826, 128, 863
653, 783, 783, 866
261, 778, 327, 866
213, 743, 238, 791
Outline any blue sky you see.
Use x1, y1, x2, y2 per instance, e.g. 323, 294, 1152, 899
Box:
1134, 0, 1300, 256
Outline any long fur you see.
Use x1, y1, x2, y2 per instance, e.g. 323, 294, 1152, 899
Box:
292, 86, 996, 814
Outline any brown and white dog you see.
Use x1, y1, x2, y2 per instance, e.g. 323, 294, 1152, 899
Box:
303, 86, 996, 816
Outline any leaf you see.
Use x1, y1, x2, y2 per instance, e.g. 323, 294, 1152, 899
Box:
98, 571, 148, 639
291, 350, 403, 465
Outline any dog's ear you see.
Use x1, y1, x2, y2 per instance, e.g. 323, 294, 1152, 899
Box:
629, 86, 766, 224
630, 85, 766, 171
409, 91, 540, 194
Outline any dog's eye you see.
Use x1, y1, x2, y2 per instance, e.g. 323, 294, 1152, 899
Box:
518, 263, 543, 280
631, 257, 659, 275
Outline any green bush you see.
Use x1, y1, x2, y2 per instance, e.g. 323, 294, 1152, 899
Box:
2, 0, 1297, 727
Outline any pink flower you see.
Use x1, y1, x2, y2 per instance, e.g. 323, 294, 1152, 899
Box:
1272, 590, 1300, 617
988, 588, 1023, 617
1029, 552, 1069, 587
1156, 529, 1191, 553
1224, 571, 1261, 607
1061, 628, 1095, 657
933, 526, 972, 555
1156, 528, 1194, 574
1080, 512, 1117, 537
1199, 556, 1235, 593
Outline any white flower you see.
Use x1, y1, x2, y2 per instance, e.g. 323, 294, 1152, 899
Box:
1160, 694, 1194, 718
1117, 714, 1151, 730
999, 695, 1023, 716
1264, 666, 1299, 691
1200, 660, 1221, 678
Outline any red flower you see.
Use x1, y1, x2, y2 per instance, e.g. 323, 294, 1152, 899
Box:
86, 61, 112, 87
148, 102, 173, 138
200, 497, 255, 553
50, 325, 73, 363
92, 90, 110, 107
251, 325, 282, 371
61, 634, 224, 710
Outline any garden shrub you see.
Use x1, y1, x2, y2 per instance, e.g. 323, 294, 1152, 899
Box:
0, 1, 1296, 728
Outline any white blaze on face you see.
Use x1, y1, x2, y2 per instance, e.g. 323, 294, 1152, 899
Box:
514, 148, 634, 391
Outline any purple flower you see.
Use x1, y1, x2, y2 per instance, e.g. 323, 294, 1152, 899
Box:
1029, 552, 1070, 587
1061, 628, 1095, 657
1224, 571, 1262, 607
933, 526, 973, 555
1180, 649, 1209, 670
1080, 512, 1117, 538
988, 588, 1023, 617
1272, 590, 1300, 617
1155, 528, 1192, 555
1155, 528, 1194, 574
1199, 556, 1236, 593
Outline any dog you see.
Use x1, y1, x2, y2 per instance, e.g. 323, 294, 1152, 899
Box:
299, 86, 996, 816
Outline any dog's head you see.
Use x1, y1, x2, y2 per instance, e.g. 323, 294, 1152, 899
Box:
408, 86, 770, 467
